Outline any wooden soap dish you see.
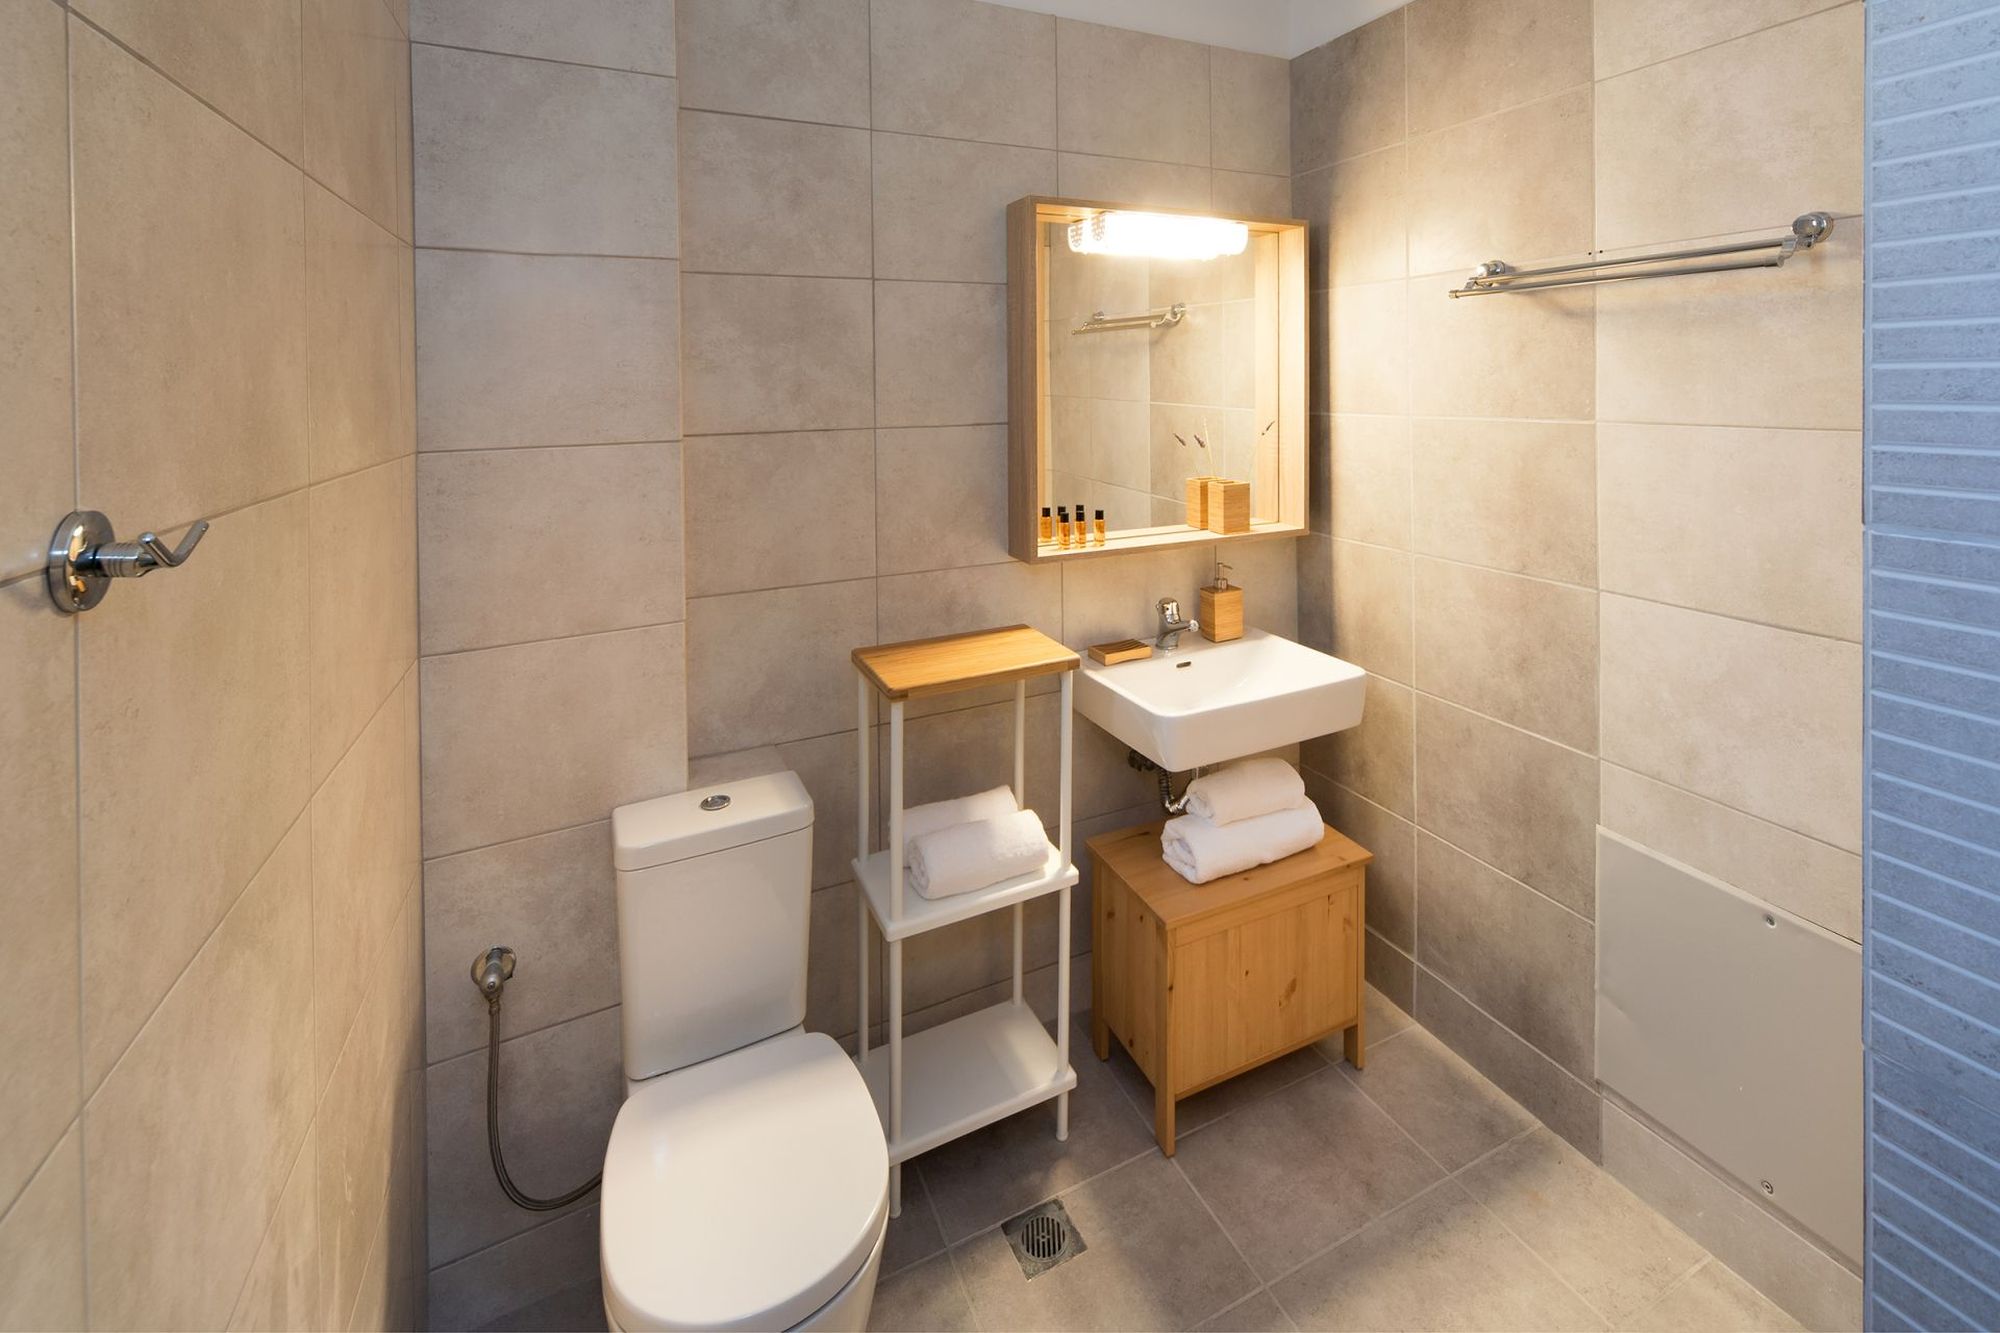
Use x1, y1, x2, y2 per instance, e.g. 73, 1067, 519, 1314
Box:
1088, 639, 1152, 666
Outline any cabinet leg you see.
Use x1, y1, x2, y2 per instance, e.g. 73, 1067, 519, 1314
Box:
1344, 1015, 1366, 1070
1092, 1007, 1110, 1062
1154, 1083, 1176, 1157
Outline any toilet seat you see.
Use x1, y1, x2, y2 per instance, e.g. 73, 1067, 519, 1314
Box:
600, 1030, 889, 1332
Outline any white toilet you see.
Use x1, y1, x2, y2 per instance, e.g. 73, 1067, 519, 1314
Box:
600, 771, 890, 1332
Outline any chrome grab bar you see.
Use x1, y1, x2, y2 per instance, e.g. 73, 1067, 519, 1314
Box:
1448, 212, 1834, 298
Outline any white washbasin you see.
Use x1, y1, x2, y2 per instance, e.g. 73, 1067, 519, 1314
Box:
1074, 628, 1367, 772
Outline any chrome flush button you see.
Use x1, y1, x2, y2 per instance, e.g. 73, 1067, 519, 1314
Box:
699, 794, 731, 811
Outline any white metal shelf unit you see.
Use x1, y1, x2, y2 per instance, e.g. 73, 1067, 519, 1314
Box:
849, 626, 1080, 1218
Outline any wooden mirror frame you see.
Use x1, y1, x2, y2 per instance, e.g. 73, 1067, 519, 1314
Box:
1006, 195, 1309, 564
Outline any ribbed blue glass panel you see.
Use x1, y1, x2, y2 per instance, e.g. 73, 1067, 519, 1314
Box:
1868, 2, 2000, 1325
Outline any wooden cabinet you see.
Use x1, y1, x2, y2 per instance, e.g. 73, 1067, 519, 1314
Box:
1087, 820, 1370, 1155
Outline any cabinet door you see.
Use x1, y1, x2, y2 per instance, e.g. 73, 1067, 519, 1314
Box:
1171, 878, 1358, 1094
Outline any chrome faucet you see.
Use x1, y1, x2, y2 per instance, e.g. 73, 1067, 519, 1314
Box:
1155, 596, 1199, 651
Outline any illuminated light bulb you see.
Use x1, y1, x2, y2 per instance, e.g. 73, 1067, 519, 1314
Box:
1066, 210, 1250, 261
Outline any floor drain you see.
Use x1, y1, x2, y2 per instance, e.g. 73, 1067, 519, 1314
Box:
1001, 1199, 1087, 1279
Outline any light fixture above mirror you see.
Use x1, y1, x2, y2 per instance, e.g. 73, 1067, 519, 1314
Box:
1065, 210, 1251, 261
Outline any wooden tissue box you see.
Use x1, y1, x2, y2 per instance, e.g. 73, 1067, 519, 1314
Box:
1199, 584, 1243, 642
1204, 479, 1250, 535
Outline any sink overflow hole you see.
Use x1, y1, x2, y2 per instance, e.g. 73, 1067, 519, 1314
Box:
1001, 1199, 1087, 1279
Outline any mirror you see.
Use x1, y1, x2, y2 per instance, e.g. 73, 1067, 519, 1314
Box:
1006, 197, 1308, 562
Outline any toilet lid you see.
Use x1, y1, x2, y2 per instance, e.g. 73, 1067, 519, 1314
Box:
600, 1030, 889, 1332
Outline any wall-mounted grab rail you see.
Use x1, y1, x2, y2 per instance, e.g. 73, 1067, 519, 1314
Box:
1448, 212, 1834, 298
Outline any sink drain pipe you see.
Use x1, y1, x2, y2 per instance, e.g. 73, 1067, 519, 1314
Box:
471, 947, 602, 1211
1127, 749, 1194, 815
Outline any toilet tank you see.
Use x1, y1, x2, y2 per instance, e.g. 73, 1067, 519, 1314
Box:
611, 771, 814, 1082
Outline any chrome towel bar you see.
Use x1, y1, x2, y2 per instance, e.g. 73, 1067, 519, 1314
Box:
1448, 212, 1834, 298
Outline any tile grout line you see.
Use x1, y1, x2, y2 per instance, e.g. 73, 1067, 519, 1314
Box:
1169, 1150, 1268, 1324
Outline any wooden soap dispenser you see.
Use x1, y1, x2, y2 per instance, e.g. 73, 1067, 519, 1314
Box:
1199, 558, 1243, 642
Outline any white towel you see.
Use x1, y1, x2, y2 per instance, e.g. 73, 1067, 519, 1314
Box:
1161, 800, 1323, 884
1182, 757, 1307, 826
909, 810, 1053, 900
900, 785, 1019, 847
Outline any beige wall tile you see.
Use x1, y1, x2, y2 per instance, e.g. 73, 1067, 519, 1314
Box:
1599, 594, 1861, 852
424, 821, 619, 1063
1211, 46, 1290, 176
413, 44, 677, 255
1056, 19, 1210, 165
1600, 764, 1862, 942
779, 729, 870, 889
1414, 695, 1597, 916
680, 112, 871, 277
311, 459, 418, 786
1407, 87, 1594, 276
1409, 277, 1593, 420
1411, 418, 1596, 585
419, 443, 683, 653
1595, 226, 1862, 429
312, 678, 421, 1092
85, 820, 315, 1331
1415, 559, 1598, 751
0, 1123, 84, 1331
1594, 6, 1862, 250
425, 1008, 622, 1266
1406, 0, 1591, 135
1323, 281, 1409, 416
681, 274, 874, 434
1056, 153, 1212, 210
687, 580, 875, 753
1418, 833, 1595, 1077
72, 21, 307, 531
1230, 536, 1302, 639
873, 134, 1056, 283
1308, 777, 1416, 953
1301, 674, 1414, 819
1593, 0, 1847, 80
877, 426, 1012, 574
1331, 539, 1413, 684
1415, 968, 1602, 1157
76, 0, 303, 158
1290, 10, 1405, 172
228, 1126, 321, 1333
678, 0, 867, 125
1326, 415, 1412, 548
304, 0, 409, 237
412, 0, 675, 74
0, 589, 79, 1211
421, 624, 688, 855
1598, 423, 1861, 639
685, 431, 874, 596
417, 251, 680, 452
1057, 542, 1214, 652
0, 0, 72, 583
79, 493, 310, 1085
1295, 145, 1407, 289
307, 184, 415, 483
876, 281, 1008, 428
872, 0, 1056, 148
1211, 170, 1292, 217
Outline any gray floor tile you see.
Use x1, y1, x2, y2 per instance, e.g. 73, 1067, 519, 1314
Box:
1269, 1182, 1606, 1332
868, 1252, 977, 1332
1458, 1129, 1708, 1325
916, 1018, 1156, 1243
953, 1153, 1261, 1331
1199, 1288, 1299, 1331
1101, 1026, 1329, 1142
1341, 1025, 1538, 1171
1173, 1067, 1445, 1281
1619, 1259, 1805, 1333
1312, 984, 1411, 1064
475, 1279, 606, 1332
881, 1167, 946, 1278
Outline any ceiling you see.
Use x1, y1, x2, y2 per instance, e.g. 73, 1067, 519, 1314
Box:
983, 0, 1406, 58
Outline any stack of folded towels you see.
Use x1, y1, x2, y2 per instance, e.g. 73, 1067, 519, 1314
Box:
1161, 757, 1323, 884
902, 785, 1052, 901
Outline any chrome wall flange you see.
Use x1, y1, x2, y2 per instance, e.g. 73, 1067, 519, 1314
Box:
45, 509, 209, 614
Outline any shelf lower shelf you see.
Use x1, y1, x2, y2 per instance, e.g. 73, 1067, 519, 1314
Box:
856, 1000, 1076, 1163
853, 842, 1078, 941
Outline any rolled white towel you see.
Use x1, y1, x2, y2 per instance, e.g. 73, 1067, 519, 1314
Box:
1182, 757, 1307, 826
900, 784, 1019, 848
1161, 800, 1323, 884
909, 810, 1052, 900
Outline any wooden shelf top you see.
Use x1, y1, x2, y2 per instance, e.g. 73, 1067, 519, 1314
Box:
852, 624, 1078, 701
1085, 819, 1371, 930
